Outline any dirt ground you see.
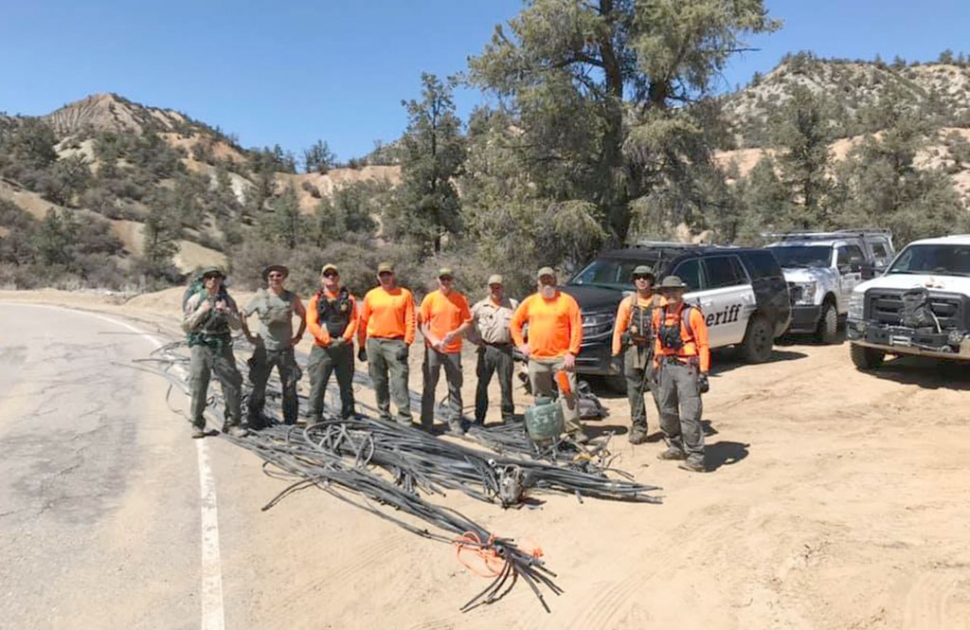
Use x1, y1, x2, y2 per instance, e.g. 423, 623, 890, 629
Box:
2, 288, 969, 630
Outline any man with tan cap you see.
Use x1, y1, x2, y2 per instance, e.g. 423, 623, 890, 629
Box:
241, 264, 306, 427
468, 274, 518, 426
510, 266, 588, 442
358, 262, 416, 425
418, 267, 473, 433
306, 263, 358, 422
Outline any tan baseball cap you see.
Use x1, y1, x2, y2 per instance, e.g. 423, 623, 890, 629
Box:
537, 266, 556, 279
438, 267, 455, 278
487, 274, 503, 286
321, 263, 339, 275
377, 262, 394, 274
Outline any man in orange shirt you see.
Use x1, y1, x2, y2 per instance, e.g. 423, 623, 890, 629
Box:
611, 265, 661, 444
652, 276, 710, 472
358, 262, 416, 425
306, 263, 358, 422
510, 266, 588, 443
418, 268, 473, 434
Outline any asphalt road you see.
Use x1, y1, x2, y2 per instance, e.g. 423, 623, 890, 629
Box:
0, 303, 207, 630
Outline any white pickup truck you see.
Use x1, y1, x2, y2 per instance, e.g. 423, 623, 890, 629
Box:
846, 235, 970, 369
766, 230, 895, 342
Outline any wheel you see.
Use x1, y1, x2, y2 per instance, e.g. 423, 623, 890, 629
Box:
850, 343, 885, 370
741, 315, 773, 363
817, 301, 839, 344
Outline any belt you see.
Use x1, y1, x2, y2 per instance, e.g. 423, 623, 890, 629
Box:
483, 341, 512, 347
660, 355, 696, 365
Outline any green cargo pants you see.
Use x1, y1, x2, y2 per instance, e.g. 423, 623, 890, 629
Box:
624, 344, 657, 430
474, 344, 514, 425
247, 346, 301, 426
657, 359, 705, 465
366, 337, 412, 425
189, 342, 243, 430
420, 347, 463, 430
528, 358, 584, 435
307, 343, 356, 421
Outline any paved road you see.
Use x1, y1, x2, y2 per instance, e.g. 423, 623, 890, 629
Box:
0, 303, 208, 630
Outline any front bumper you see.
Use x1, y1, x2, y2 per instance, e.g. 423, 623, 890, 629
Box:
846, 320, 970, 360
788, 304, 822, 333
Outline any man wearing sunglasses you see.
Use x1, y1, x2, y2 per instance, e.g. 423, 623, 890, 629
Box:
611, 266, 661, 444
358, 262, 416, 425
241, 264, 306, 427
418, 268, 473, 434
307, 263, 358, 422
182, 267, 246, 438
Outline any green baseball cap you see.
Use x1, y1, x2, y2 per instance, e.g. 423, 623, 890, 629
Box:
377, 262, 394, 274
438, 267, 454, 278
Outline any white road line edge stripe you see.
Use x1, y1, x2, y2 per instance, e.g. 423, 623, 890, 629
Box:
1, 304, 227, 630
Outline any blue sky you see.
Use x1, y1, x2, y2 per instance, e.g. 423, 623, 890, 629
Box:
0, 0, 967, 161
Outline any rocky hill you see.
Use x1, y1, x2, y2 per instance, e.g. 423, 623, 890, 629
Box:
722, 53, 970, 148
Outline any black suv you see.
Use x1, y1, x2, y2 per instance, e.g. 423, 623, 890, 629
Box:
561, 243, 792, 379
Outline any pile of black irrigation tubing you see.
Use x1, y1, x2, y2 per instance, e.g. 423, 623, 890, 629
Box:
138, 338, 663, 612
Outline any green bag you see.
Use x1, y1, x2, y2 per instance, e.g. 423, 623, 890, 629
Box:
524, 396, 564, 444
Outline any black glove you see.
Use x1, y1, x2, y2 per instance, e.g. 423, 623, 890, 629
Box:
698, 373, 710, 394
357, 346, 367, 362
620, 331, 632, 347
396, 344, 410, 361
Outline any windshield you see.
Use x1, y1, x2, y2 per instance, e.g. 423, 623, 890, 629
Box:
570, 258, 659, 289
769, 245, 832, 268
888, 244, 970, 276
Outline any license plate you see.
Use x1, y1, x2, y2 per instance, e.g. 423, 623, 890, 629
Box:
889, 334, 912, 347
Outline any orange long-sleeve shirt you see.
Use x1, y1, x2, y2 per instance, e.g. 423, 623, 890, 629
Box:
510, 291, 582, 359
306, 289, 358, 346
357, 286, 416, 346
419, 289, 472, 353
652, 302, 711, 373
611, 293, 662, 356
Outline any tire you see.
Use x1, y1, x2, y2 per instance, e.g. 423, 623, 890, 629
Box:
741, 315, 774, 363
850, 343, 885, 370
817, 301, 839, 344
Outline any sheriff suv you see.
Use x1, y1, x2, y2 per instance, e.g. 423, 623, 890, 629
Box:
766, 230, 895, 342
563, 243, 791, 382
846, 234, 970, 369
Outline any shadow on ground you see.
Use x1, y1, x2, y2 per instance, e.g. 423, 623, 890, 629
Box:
706, 441, 750, 471
865, 356, 970, 391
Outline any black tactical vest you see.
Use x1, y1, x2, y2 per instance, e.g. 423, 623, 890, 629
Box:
317, 287, 352, 337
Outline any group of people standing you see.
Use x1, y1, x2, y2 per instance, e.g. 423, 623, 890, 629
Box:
181, 261, 711, 472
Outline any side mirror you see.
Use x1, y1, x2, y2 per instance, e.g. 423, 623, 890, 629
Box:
838, 264, 852, 274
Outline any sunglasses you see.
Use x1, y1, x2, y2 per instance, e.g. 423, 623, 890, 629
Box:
439, 276, 454, 281
323, 271, 339, 278
633, 275, 653, 280
378, 271, 393, 277
268, 273, 285, 278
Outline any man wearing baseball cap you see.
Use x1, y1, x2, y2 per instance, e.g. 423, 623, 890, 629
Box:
418, 267, 473, 434
468, 274, 518, 426
357, 262, 416, 425
307, 263, 358, 422
611, 265, 661, 444
652, 275, 710, 472
510, 266, 588, 443
240, 264, 306, 427
182, 267, 247, 438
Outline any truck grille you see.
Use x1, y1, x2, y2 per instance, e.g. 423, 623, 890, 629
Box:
864, 289, 968, 329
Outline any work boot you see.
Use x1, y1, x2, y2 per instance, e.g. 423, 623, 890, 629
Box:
629, 423, 648, 445
657, 447, 686, 461
191, 425, 206, 439
227, 425, 250, 438
678, 459, 706, 473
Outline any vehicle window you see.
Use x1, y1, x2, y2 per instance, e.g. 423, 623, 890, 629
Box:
743, 249, 784, 279
704, 256, 746, 289
838, 245, 865, 265
570, 258, 659, 289
671, 258, 705, 291
870, 241, 893, 265
888, 244, 970, 276
768, 245, 831, 268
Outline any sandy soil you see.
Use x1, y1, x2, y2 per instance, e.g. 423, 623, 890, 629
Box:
1, 288, 968, 629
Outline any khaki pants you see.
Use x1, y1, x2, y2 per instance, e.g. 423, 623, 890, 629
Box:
307, 343, 355, 421
189, 342, 242, 430
421, 348, 463, 429
247, 346, 301, 426
528, 358, 583, 435
475, 344, 514, 424
657, 359, 705, 464
366, 337, 412, 425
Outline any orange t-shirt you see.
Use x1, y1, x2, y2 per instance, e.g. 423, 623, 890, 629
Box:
419, 289, 472, 353
358, 286, 416, 345
510, 291, 583, 359
652, 302, 711, 373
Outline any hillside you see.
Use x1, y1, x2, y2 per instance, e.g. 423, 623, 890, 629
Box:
722, 54, 970, 148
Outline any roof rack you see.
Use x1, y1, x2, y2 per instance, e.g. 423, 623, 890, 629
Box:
633, 240, 728, 249
762, 228, 892, 241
